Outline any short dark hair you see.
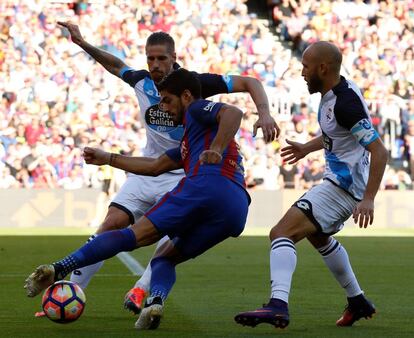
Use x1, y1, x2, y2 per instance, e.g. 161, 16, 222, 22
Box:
158, 69, 201, 99
146, 31, 175, 54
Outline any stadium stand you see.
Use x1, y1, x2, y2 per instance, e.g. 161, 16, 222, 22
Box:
0, 0, 412, 191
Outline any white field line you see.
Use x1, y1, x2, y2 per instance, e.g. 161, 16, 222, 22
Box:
116, 252, 145, 276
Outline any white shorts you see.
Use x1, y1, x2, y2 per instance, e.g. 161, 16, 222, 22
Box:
110, 172, 184, 223
293, 180, 359, 234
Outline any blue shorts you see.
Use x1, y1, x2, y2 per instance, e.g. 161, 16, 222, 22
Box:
145, 175, 250, 258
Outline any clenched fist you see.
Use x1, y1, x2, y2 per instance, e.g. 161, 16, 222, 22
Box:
199, 150, 223, 164
83, 147, 110, 166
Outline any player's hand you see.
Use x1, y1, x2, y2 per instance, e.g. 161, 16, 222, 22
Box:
199, 150, 222, 165
57, 21, 84, 45
353, 199, 374, 228
83, 147, 110, 166
280, 139, 307, 164
253, 115, 280, 143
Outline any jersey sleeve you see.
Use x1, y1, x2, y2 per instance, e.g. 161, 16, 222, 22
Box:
195, 73, 234, 98
334, 95, 379, 147
165, 147, 182, 164
119, 66, 149, 88
188, 100, 224, 125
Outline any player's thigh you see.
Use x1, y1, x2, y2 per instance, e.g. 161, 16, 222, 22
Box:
293, 180, 357, 235
151, 242, 189, 266
130, 216, 162, 247
270, 206, 318, 243
173, 183, 250, 259
172, 218, 237, 259
144, 177, 203, 237
109, 174, 164, 225
96, 206, 132, 234
152, 172, 185, 202
146, 176, 248, 242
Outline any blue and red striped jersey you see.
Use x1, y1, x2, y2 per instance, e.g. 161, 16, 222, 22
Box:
165, 99, 246, 188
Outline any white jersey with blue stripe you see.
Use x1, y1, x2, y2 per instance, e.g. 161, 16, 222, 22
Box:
319, 76, 379, 200
120, 66, 233, 158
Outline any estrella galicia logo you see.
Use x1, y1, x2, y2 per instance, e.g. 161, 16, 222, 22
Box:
145, 104, 184, 140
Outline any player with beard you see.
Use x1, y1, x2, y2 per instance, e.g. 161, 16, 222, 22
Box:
234, 41, 388, 329
38, 22, 279, 318
25, 69, 251, 330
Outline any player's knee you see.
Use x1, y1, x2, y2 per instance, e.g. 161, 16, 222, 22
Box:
269, 221, 287, 240
97, 220, 123, 233
150, 255, 178, 269
269, 222, 300, 243
307, 234, 331, 249
96, 210, 131, 234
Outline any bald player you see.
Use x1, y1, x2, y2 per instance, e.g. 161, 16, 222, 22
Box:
234, 41, 388, 329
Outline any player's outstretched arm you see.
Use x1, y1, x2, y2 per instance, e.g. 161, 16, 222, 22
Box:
58, 21, 126, 78
200, 104, 243, 164
352, 138, 388, 228
231, 75, 280, 142
83, 147, 182, 176
281, 135, 323, 164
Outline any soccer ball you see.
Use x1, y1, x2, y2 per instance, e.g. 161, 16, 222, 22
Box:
42, 280, 86, 323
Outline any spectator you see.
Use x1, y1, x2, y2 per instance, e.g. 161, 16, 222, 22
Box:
0, 165, 19, 189
301, 159, 324, 189
279, 161, 300, 189
0, 0, 411, 191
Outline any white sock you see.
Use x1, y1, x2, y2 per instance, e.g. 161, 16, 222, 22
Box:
318, 237, 362, 298
270, 238, 297, 303
133, 235, 170, 291
70, 235, 104, 290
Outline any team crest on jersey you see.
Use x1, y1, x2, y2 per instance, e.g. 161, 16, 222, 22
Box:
326, 107, 333, 121
145, 104, 183, 140
180, 138, 189, 160
145, 89, 157, 97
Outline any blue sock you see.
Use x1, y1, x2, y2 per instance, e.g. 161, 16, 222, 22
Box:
54, 228, 137, 279
149, 257, 176, 301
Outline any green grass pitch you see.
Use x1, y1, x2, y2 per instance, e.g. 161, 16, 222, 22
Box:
0, 236, 413, 338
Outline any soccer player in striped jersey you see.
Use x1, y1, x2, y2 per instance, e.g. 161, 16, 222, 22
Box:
54, 22, 279, 316
25, 69, 251, 330
235, 41, 388, 329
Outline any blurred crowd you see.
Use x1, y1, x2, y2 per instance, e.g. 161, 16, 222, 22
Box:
0, 0, 413, 191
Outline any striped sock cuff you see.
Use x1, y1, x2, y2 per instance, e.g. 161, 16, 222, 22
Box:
318, 238, 341, 257
271, 238, 296, 252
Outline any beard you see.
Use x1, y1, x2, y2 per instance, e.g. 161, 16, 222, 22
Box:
151, 71, 165, 84
307, 73, 323, 94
